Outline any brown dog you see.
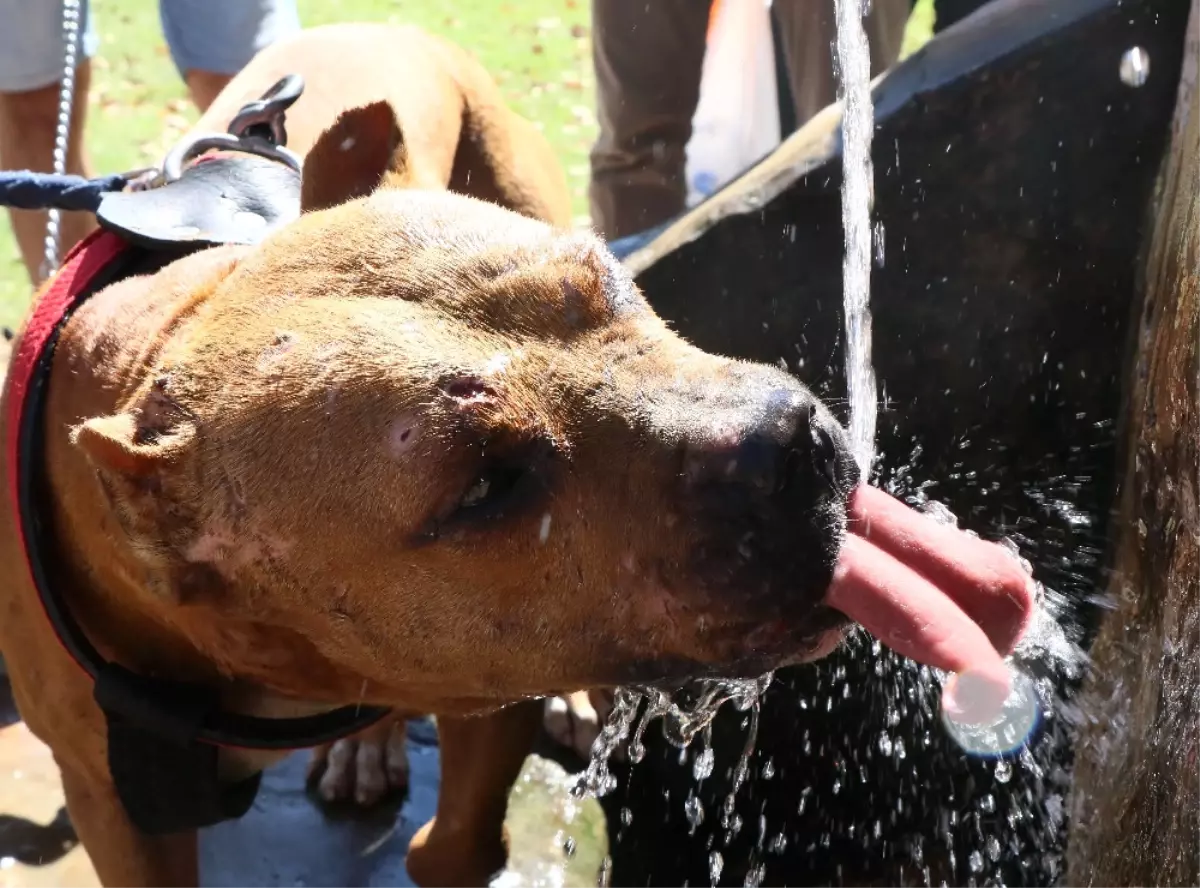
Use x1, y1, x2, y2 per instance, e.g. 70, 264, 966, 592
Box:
196, 23, 570, 227
0, 21, 1037, 888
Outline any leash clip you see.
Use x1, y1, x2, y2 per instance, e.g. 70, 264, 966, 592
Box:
227, 74, 306, 148
158, 75, 306, 184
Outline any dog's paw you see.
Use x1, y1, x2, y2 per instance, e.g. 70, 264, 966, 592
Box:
543, 690, 618, 761
306, 718, 409, 807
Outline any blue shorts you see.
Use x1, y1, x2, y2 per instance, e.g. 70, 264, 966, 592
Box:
0, 0, 301, 93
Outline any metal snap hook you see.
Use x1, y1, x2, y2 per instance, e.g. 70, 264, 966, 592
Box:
227, 74, 306, 147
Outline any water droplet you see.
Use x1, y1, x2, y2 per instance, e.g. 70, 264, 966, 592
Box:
1119, 47, 1150, 87
562, 835, 577, 858
709, 851, 724, 884
744, 863, 766, 887
620, 807, 632, 826
761, 757, 775, 779
872, 220, 885, 267
729, 758, 748, 792
685, 794, 705, 830
986, 836, 1002, 861
768, 833, 788, 854
995, 759, 1013, 784
921, 499, 959, 526
574, 687, 642, 798
942, 667, 1041, 757
968, 850, 984, 873
694, 747, 715, 780
878, 732, 893, 756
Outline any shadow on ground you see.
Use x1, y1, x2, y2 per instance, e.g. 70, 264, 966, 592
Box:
0, 673, 607, 887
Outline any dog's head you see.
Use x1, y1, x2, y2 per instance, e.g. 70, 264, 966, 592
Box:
72, 104, 861, 707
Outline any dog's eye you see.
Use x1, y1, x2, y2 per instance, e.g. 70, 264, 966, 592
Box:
420, 438, 556, 541
452, 453, 544, 524
460, 476, 493, 507
458, 462, 525, 512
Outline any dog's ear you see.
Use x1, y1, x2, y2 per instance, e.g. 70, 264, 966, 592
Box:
72, 376, 196, 478
300, 101, 409, 213
72, 410, 195, 481
71, 384, 200, 598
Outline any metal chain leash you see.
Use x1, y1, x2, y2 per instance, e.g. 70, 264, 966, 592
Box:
39, 0, 84, 281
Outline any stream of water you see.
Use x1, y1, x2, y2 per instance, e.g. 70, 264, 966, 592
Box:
834, 0, 879, 481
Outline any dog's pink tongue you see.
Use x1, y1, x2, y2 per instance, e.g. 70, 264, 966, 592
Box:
825, 485, 1036, 709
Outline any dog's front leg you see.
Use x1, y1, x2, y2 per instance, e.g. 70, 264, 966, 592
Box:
59, 765, 199, 887
406, 700, 542, 887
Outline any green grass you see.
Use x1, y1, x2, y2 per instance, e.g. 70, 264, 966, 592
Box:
903, 0, 938, 60
0, 0, 934, 329
0, 0, 594, 328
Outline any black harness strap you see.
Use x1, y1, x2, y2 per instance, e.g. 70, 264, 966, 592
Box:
97, 665, 262, 834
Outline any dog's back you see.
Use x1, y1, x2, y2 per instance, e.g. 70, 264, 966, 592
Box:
195, 23, 572, 227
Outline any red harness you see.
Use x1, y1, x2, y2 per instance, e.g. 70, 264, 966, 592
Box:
4, 228, 129, 670
5, 230, 126, 473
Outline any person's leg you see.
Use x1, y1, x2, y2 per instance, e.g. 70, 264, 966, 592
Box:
159, 0, 301, 114
588, 0, 711, 241
0, 0, 99, 286
773, 0, 910, 132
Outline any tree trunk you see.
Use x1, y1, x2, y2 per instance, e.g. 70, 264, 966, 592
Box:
1067, 4, 1200, 885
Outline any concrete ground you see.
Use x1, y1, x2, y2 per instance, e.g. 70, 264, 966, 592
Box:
0, 686, 607, 887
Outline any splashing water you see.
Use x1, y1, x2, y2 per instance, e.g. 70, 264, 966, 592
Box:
825, 8, 1094, 864
914, 497, 1085, 756
574, 677, 771, 801
575, 0, 892, 817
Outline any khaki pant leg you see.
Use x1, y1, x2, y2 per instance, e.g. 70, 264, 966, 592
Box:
588, 0, 711, 239
774, 0, 911, 130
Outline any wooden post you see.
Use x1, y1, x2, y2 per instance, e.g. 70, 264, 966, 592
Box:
1067, 3, 1199, 885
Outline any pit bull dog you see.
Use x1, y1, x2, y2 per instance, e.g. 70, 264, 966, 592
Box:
0, 22, 1036, 888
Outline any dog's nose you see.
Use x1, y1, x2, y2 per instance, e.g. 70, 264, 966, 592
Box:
807, 408, 859, 493
682, 400, 858, 497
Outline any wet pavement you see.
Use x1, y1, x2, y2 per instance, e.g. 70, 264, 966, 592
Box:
0, 690, 607, 888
